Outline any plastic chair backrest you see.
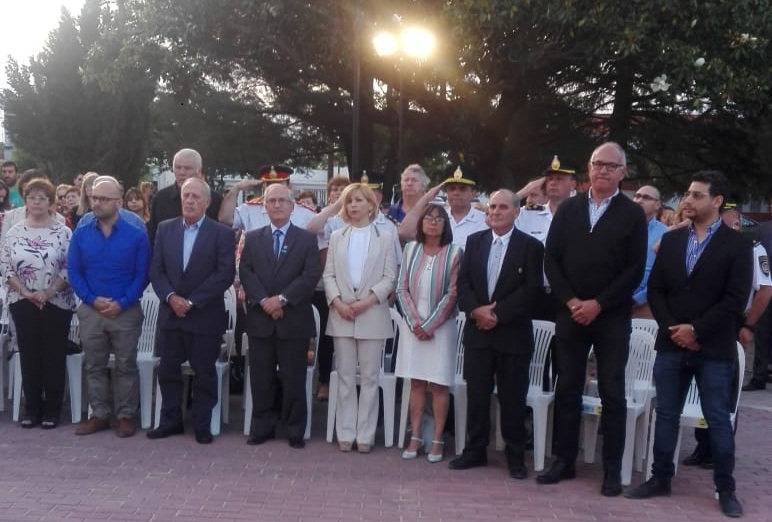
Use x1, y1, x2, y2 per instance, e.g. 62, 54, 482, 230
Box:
383, 308, 400, 372
454, 312, 466, 377
625, 330, 656, 402
631, 318, 659, 339
310, 304, 320, 370
529, 320, 556, 390
138, 288, 160, 355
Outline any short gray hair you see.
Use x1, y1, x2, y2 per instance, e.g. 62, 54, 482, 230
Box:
181, 177, 211, 199
402, 164, 430, 189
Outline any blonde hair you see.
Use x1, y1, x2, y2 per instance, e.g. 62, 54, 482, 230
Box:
77, 171, 100, 216
339, 184, 378, 223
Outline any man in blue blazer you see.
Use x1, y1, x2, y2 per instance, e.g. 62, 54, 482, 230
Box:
239, 183, 322, 449
147, 178, 236, 444
450, 189, 544, 479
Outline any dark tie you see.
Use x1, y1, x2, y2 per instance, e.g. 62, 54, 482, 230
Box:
273, 229, 283, 259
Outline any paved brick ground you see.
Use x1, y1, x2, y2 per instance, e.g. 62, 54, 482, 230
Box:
1, 386, 770, 521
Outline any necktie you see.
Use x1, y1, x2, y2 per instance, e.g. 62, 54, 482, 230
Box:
273, 229, 283, 259
487, 237, 503, 300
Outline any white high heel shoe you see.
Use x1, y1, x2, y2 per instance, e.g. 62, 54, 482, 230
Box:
401, 436, 424, 460
427, 440, 445, 463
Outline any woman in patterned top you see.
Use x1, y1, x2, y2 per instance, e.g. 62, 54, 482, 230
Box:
0, 178, 76, 428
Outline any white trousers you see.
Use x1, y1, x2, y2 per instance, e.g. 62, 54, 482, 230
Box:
333, 337, 383, 445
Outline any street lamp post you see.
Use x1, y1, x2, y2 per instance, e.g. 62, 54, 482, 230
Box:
373, 24, 435, 170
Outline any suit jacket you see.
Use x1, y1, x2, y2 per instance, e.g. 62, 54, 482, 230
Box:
150, 216, 236, 335
648, 223, 753, 359
457, 228, 544, 354
240, 223, 321, 339
323, 224, 397, 339
148, 183, 223, 245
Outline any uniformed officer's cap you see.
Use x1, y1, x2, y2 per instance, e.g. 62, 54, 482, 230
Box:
353, 170, 384, 191
257, 164, 293, 183
443, 164, 477, 187
543, 155, 575, 176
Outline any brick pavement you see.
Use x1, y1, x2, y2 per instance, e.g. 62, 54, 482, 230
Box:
0, 388, 770, 521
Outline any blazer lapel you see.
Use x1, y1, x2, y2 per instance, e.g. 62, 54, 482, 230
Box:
183, 218, 209, 273
359, 225, 380, 296
478, 231, 494, 300
689, 224, 727, 278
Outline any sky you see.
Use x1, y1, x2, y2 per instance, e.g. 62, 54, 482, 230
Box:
1, 0, 86, 87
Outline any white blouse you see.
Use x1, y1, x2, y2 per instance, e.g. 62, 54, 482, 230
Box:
347, 225, 371, 290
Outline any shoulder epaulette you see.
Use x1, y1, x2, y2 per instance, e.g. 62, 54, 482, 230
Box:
246, 196, 263, 205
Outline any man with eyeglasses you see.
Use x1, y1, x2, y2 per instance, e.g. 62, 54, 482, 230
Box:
632, 186, 669, 319
68, 176, 151, 438
540, 142, 647, 497
625, 171, 751, 518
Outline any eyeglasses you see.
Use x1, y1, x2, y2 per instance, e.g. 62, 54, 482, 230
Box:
89, 196, 120, 204
423, 215, 446, 223
25, 196, 49, 203
591, 161, 625, 172
265, 197, 291, 206
633, 193, 659, 202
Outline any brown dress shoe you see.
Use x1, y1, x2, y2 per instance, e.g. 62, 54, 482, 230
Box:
115, 418, 136, 438
75, 416, 111, 436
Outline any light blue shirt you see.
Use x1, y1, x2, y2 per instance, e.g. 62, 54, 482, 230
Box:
183, 215, 206, 270
588, 188, 619, 232
633, 217, 669, 305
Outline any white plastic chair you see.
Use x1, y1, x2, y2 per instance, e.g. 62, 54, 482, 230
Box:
630, 319, 659, 471
581, 330, 656, 485
645, 342, 745, 480
155, 286, 236, 436
326, 307, 399, 447
492, 320, 558, 471
242, 305, 320, 439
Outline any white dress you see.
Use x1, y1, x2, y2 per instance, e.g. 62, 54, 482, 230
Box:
395, 255, 458, 386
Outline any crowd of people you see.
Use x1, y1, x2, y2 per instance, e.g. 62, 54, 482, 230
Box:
0, 140, 764, 518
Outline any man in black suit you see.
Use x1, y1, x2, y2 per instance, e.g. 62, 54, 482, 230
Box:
148, 148, 223, 244
540, 142, 647, 496
239, 183, 321, 449
625, 171, 752, 518
449, 189, 544, 479
147, 177, 236, 444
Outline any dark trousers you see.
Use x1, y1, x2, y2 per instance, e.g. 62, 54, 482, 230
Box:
652, 351, 736, 492
553, 308, 630, 469
157, 329, 221, 432
463, 346, 531, 460
10, 300, 72, 420
248, 335, 308, 440
312, 290, 334, 384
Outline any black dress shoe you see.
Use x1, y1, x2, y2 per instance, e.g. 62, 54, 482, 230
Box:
146, 423, 184, 440
508, 463, 528, 480
601, 474, 623, 497
624, 477, 672, 499
741, 379, 765, 392
448, 453, 487, 470
246, 432, 275, 445
288, 438, 305, 449
195, 430, 213, 444
536, 460, 576, 485
682, 447, 709, 466
718, 491, 743, 518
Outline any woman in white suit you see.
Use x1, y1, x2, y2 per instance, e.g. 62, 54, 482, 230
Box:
324, 183, 397, 453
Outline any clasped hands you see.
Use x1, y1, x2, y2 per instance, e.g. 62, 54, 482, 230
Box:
334, 295, 375, 322
471, 303, 498, 331
93, 296, 123, 319
567, 298, 601, 326
668, 324, 699, 351
261, 295, 284, 321
23, 289, 49, 310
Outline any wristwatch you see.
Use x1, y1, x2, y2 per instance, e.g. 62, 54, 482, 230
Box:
279, 294, 288, 307
186, 299, 194, 308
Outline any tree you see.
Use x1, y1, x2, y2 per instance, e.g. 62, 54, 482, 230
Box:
1, 0, 157, 187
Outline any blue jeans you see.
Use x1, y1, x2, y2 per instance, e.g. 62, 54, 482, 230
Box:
651, 351, 736, 492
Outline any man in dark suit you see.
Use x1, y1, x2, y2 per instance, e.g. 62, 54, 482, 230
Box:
540, 142, 647, 496
148, 148, 223, 244
625, 171, 752, 518
147, 177, 236, 444
239, 183, 321, 449
449, 189, 544, 479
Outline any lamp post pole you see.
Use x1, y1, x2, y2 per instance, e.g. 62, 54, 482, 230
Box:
397, 68, 404, 170
351, 2, 362, 175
